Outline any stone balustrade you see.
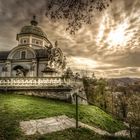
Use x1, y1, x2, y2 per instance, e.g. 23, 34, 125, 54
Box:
0, 77, 65, 88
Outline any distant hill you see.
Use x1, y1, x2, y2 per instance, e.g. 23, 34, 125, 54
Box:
107, 77, 140, 86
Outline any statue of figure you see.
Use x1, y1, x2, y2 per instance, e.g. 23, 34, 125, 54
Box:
16, 69, 24, 77
55, 40, 58, 48
44, 61, 50, 70
45, 41, 63, 70
30, 62, 36, 71
52, 41, 63, 65
13, 65, 28, 77
2, 63, 8, 72
45, 44, 53, 60
57, 59, 63, 68
62, 56, 67, 70
46, 41, 61, 68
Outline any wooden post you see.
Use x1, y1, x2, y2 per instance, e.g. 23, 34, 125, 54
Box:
75, 93, 79, 128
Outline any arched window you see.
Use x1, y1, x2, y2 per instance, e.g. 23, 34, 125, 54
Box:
21, 51, 26, 59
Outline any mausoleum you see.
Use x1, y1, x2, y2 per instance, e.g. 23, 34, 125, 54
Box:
0, 16, 87, 103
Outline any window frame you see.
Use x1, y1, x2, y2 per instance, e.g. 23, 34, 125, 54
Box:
20, 50, 27, 59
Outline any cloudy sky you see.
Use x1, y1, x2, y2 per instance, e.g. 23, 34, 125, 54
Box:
0, 0, 140, 78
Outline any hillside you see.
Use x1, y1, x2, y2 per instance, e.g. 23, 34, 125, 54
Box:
107, 77, 140, 86
0, 93, 125, 140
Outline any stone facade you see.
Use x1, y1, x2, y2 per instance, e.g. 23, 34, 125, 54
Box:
0, 16, 65, 78
0, 16, 87, 104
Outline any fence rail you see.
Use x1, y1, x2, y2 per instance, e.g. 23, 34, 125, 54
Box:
74, 93, 95, 128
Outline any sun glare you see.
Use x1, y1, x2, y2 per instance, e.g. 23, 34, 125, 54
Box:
108, 27, 125, 46
107, 23, 127, 47
96, 15, 135, 51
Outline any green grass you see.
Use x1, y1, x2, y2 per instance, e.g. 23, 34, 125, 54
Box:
27, 128, 129, 140
0, 93, 125, 140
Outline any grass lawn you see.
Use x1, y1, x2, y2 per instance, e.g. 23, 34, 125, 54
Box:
28, 128, 129, 140
0, 93, 126, 140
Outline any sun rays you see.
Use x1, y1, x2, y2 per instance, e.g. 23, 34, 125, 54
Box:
107, 22, 127, 48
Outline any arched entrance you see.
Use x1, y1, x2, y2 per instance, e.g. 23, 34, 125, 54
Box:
13, 65, 29, 77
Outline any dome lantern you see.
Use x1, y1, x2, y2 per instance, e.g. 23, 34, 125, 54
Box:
30, 15, 38, 26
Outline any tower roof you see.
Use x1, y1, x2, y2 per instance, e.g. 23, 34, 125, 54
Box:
17, 16, 47, 40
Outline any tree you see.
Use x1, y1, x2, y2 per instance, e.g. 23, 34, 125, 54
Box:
127, 93, 140, 139
107, 79, 115, 114
95, 78, 108, 110
83, 75, 97, 104
118, 92, 128, 119
83, 76, 109, 110
62, 67, 74, 82
45, 0, 112, 34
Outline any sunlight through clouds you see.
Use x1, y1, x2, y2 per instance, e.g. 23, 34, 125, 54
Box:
68, 57, 98, 69
95, 0, 140, 55
106, 21, 133, 48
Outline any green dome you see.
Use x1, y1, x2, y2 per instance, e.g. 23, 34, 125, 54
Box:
18, 25, 47, 39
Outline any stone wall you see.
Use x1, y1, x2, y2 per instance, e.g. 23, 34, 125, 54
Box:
0, 78, 87, 104
2, 88, 72, 102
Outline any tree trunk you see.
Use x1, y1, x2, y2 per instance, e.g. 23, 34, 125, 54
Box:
129, 123, 133, 139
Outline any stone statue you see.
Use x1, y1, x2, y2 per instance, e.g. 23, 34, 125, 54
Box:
16, 69, 24, 77
52, 42, 63, 66
46, 41, 63, 69
2, 63, 8, 72
62, 56, 67, 70
13, 65, 29, 77
55, 40, 58, 47
44, 40, 65, 70
30, 62, 36, 71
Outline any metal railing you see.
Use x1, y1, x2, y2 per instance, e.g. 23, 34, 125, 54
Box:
74, 93, 90, 128
74, 92, 98, 129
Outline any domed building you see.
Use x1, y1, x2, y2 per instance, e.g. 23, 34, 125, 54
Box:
0, 16, 87, 104
0, 16, 66, 78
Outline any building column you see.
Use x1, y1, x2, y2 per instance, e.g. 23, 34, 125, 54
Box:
29, 35, 32, 47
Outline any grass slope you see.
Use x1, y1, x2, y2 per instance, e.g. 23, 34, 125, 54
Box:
29, 128, 129, 140
0, 93, 125, 140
